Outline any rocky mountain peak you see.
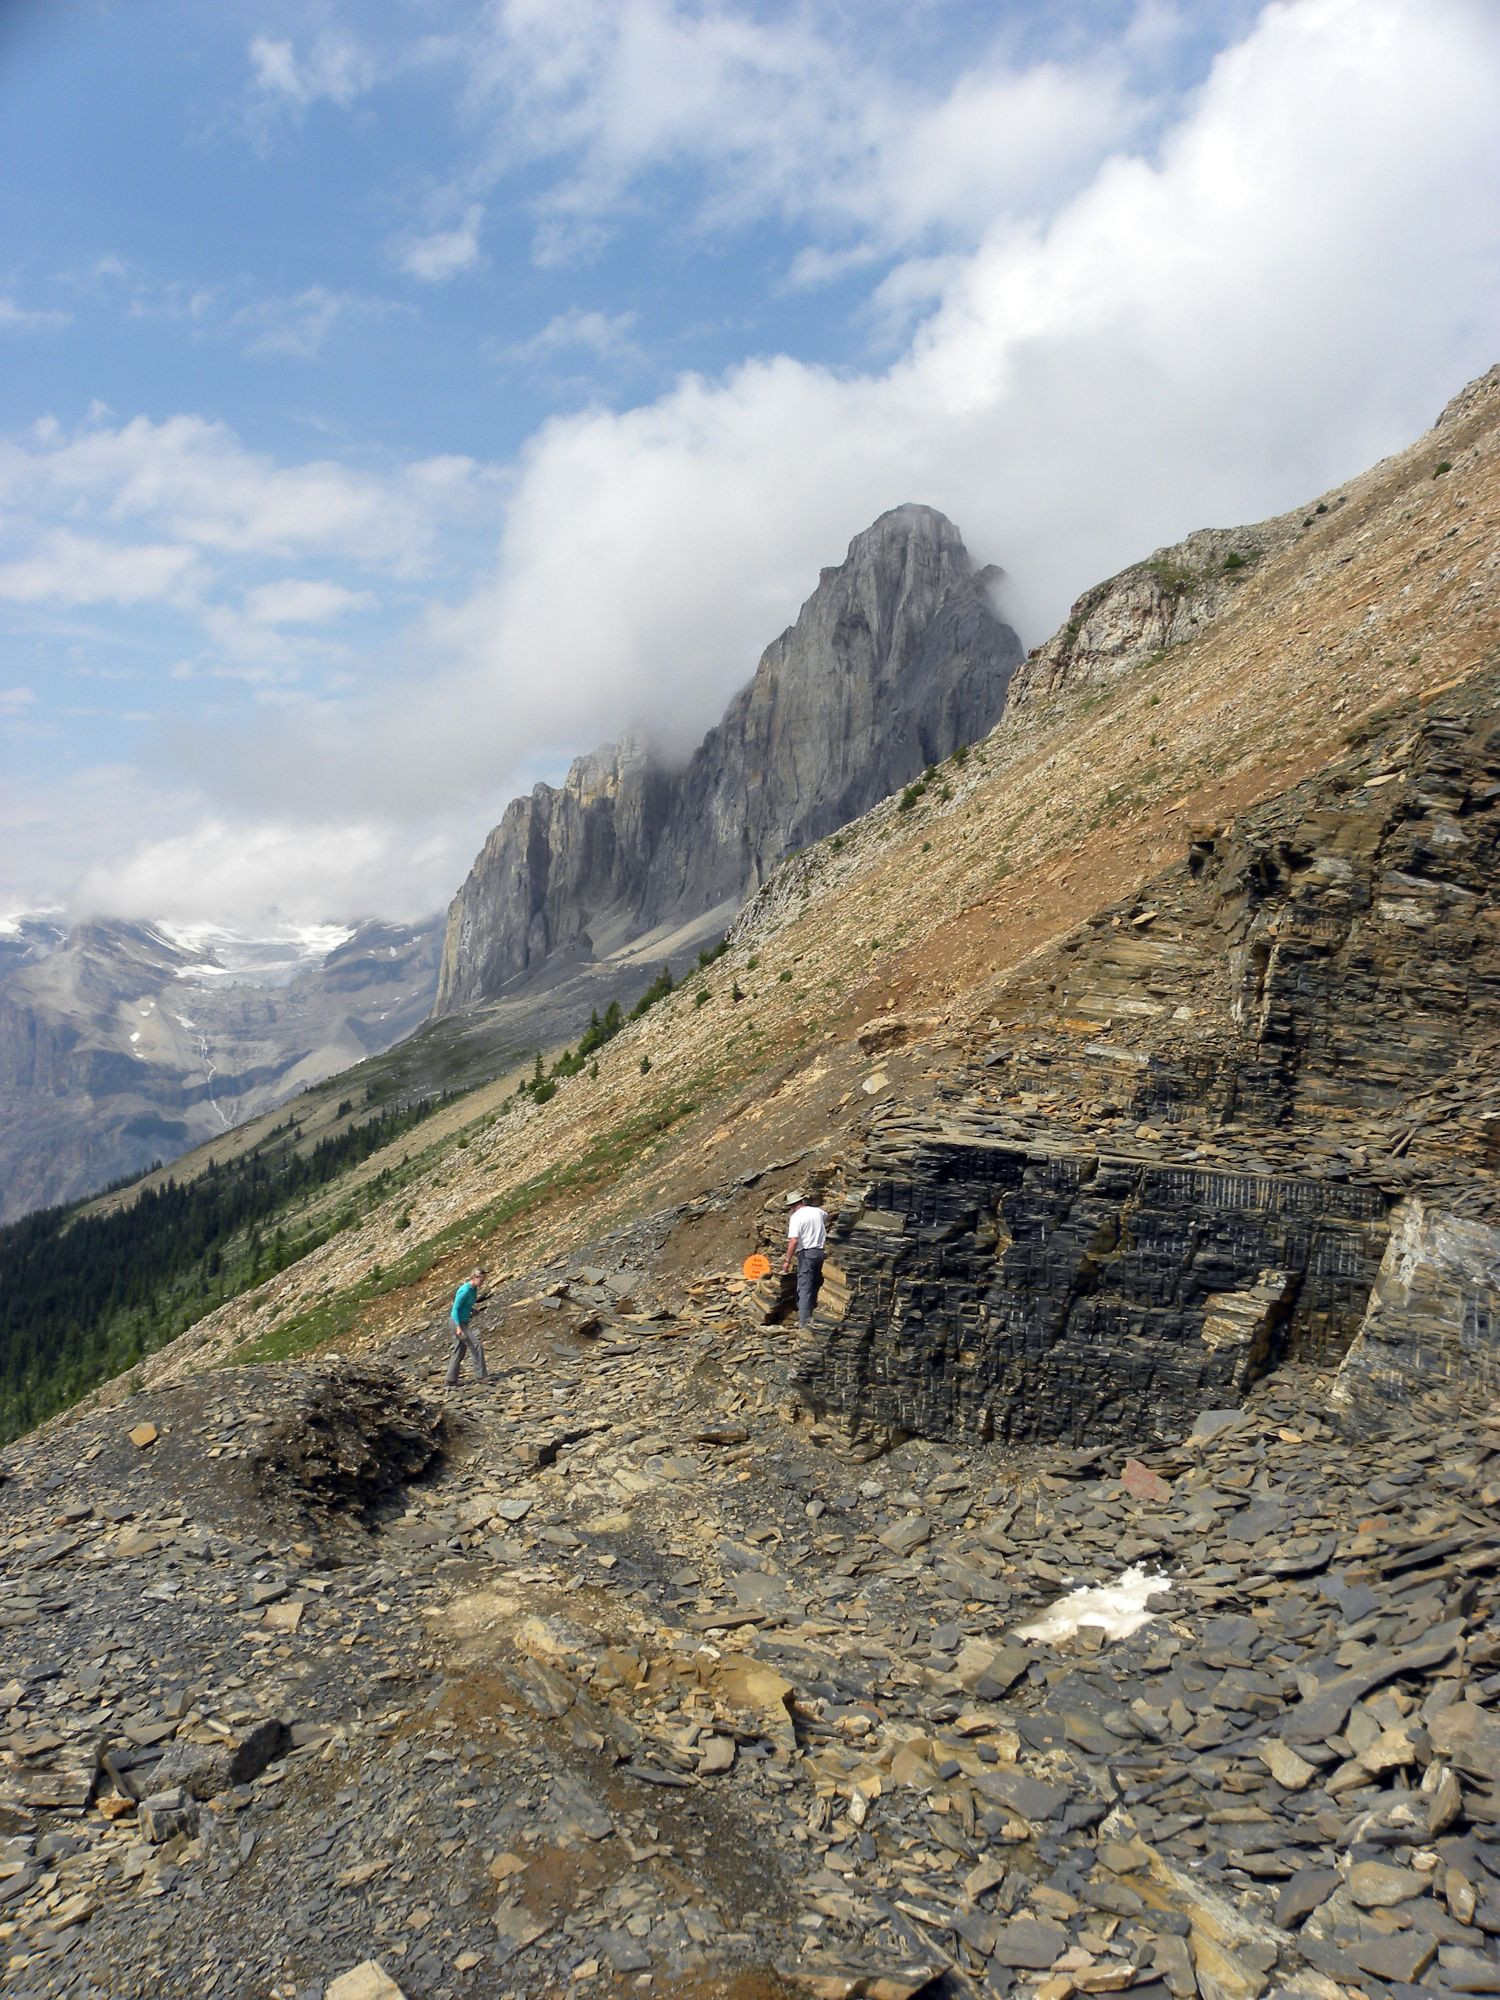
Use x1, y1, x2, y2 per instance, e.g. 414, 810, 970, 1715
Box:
845, 499, 964, 553
433, 503, 1020, 1015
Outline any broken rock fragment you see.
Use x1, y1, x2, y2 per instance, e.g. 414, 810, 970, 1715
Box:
325, 1965, 408, 2000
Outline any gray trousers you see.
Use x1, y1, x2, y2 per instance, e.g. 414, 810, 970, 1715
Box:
446, 1317, 487, 1384
796, 1249, 825, 1327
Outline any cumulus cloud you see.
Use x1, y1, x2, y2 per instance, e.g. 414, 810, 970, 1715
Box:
456, 0, 1151, 267
0, 531, 201, 608
0, 412, 488, 570
395, 206, 485, 282
71, 810, 461, 928
0, 762, 200, 920
373, 0, 1500, 774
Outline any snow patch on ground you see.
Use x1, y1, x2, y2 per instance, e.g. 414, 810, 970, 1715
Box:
1014, 1565, 1172, 1645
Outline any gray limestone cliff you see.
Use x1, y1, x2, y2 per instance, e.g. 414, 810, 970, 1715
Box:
433, 504, 1020, 1014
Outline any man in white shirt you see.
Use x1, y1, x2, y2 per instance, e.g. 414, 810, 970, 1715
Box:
782, 1191, 828, 1328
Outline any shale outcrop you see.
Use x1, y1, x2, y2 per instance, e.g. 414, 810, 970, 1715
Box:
433, 505, 1020, 1013
802, 667, 1500, 1451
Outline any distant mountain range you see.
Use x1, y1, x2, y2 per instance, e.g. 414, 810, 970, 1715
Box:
0, 914, 442, 1222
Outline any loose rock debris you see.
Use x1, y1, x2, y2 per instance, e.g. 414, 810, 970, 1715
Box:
2, 1248, 1499, 2000
250, 1363, 448, 1525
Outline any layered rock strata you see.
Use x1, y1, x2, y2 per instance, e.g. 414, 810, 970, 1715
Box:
434, 504, 1020, 1012
803, 668, 1500, 1447
805, 1130, 1387, 1447
1331, 1198, 1500, 1433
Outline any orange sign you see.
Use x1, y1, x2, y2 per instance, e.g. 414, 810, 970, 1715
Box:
741, 1252, 772, 1281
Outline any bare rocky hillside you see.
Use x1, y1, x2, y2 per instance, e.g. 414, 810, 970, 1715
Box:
2, 371, 1499, 2000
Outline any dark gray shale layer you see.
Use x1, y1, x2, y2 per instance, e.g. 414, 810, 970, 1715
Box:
805, 1141, 1389, 1449
800, 669, 1500, 1451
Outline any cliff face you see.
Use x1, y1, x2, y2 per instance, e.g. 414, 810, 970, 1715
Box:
799, 664, 1500, 1450
433, 504, 1020, 1013
1006, 516, 1304, 715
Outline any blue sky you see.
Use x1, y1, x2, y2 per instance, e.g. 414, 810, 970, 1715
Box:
1, 0, 1497, 927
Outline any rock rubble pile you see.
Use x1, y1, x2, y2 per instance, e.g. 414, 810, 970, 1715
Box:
3, 1235, 1498, 1999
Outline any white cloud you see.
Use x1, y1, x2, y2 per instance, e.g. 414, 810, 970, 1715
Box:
234, 285, 382, 359
248, 32, 376, 112
457, 0, 1149, 267
395, 205, 485, 282
0, 412, 488, 571
0, 296, 70, 332
124, 278, 220, 328
498, 306, 642, 368
242, 579, 375, 626
0, 763, 201, 920
0, 531, 201, 608
333, 0, 1491, 794
88, 257, 397, 361
11, 0, 1500, 936
356, 4, 1153, 282
0, 685, 35, 709
73, 811, 456, 929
